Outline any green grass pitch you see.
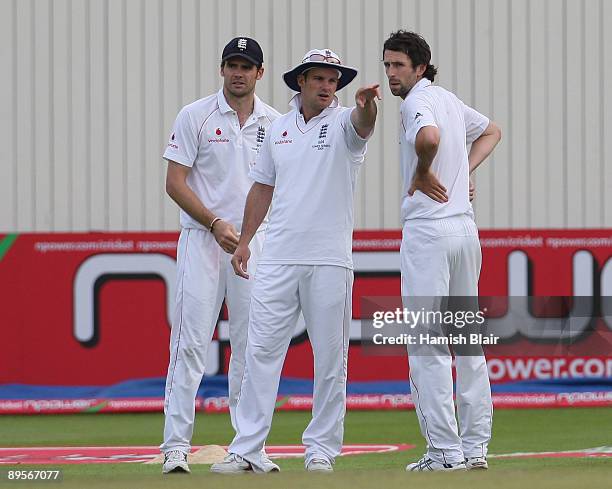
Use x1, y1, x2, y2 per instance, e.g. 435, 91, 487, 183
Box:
0, 408, 610, 488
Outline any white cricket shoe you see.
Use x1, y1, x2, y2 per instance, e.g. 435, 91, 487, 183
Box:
259, 456, 281, 473
210, 453, 253, 474
260, 450, 276, 467
406, 455, 466, 472
465, 456, 488, 470
306, 458, 333, 472
211, 452, 280, 474
162, 450, 190, 474
260, 450, 271, 463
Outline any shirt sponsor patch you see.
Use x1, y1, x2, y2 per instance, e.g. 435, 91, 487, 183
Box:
208, 128, 230, 143
167, 133, 178, 149
275, 130, 293, 145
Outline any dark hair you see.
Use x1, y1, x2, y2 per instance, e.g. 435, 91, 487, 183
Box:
220, 58, 262, 70
383, 30, 437, 82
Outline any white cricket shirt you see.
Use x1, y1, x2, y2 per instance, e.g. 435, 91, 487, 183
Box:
399, 78, 489, 221
163, 89, 280, 231
250, 94, 369, 269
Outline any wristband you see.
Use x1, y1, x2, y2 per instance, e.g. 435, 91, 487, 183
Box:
209, 217, 222, 232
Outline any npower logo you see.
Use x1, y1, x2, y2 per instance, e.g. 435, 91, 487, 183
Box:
73, 254, 176, 347
72, 250, 612, 375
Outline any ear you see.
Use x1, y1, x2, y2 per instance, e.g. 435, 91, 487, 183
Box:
416, 64, 427, 78
297, 74, 306, 89
220, 65, 225, 77
256, 66, 264, 81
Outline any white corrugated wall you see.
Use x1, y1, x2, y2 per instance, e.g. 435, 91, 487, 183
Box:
1, 0, 610, 232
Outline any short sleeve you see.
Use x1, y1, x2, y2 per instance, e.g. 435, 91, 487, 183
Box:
340, 108, 368, 161
249, 128, 276, 186
402, 96, 437, 146
463, 102, 489, 145
163, 107, 198, 167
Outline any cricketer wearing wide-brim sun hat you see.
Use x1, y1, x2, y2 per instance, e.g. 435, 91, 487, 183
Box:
211, 49, 380, 474
282, 48, 358, 92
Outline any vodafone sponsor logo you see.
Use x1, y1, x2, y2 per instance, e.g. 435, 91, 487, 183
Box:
208, 127, 229, 143
274, 130, 293, 145
167, 133, 179, 149
487, 357, 612, 382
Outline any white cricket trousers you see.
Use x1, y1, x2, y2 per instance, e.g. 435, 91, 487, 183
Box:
401, 214, 492, 464
160, 228, 263, 454
229, 264, 353, 471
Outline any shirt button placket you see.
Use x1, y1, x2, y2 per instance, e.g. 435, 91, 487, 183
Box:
235, 114, 243, 148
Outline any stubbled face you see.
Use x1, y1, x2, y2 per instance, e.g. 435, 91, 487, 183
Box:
383, 49, 425, 99
220, 57, 263, 98
298, 67, 339, 114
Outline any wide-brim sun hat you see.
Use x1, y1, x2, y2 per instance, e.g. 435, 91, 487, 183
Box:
283, 49, 358, 92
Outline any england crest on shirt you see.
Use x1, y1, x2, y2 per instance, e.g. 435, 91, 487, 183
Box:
312, 124, 331, 151
253, 125, 266, 152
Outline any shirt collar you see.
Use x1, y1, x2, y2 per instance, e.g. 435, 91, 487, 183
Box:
289, 93, 340, 115
217, 89, 233, 114
217, 89, 265, 119
407, 78, 432, 97
252, 95, 266, 119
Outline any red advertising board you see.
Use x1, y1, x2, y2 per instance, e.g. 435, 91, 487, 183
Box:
0, 230, 611, 386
